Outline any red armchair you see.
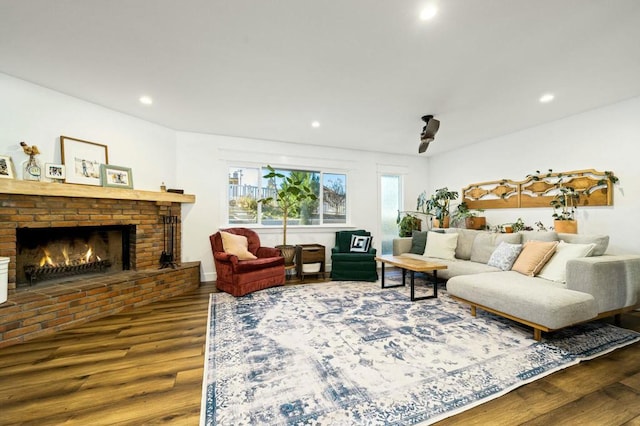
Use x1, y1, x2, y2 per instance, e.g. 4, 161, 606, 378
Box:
210, 228, 285, 296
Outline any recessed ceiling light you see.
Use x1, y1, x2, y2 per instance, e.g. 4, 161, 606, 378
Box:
420, 5, 438, 21
539, 93, 555, 103
139, 96, 153, 105
311, 121, 320, 128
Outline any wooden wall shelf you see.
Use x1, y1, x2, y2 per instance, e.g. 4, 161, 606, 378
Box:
0, 179, 195, 203
462, 169, 614, 210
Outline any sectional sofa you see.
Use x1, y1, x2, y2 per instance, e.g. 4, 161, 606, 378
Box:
393, 229, 640, 340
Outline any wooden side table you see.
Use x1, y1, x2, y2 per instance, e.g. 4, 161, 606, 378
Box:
296, 244, 325, 281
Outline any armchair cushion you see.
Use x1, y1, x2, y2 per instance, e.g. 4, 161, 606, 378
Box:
234, 256, 285, 273
220, 231, 257, 260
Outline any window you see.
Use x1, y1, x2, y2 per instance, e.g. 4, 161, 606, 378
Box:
323, 173, 346, 224
228, 166, 347, 226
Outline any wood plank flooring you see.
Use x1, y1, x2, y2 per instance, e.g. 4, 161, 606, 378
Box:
1, 280, 640, 425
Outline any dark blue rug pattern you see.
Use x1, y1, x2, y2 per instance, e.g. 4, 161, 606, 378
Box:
201, 281, 639, 425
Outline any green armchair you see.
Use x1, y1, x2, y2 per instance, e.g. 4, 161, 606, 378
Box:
330, 230, 378, 281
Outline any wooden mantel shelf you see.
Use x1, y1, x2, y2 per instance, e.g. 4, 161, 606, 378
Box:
0, 179, 195, 203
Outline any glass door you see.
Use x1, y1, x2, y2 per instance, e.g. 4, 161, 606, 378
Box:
380, 175, 401, 255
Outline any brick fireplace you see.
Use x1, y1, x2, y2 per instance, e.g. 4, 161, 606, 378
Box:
0, 181, 200, 348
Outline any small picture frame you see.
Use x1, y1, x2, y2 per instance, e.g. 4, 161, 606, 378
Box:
0, 155, 16, 179
61, 135, 108, 186
100, 164, 133, 189
44, 163, 66, 180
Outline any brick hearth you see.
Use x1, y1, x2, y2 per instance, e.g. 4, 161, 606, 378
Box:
0, 182, 199, 348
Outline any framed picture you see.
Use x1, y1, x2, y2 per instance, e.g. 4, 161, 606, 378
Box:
61, 135, 108, 186
100, 164, 133, 189
0, 155, 15, 179
44, 163, 66, 180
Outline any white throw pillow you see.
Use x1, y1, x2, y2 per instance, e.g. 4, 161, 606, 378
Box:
423, 231, 458, 260
537, 241, 596, 282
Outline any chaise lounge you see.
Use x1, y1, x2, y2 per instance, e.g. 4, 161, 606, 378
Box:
393, 228, 640, 340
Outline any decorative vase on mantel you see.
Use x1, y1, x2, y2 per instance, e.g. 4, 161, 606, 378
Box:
22, 154, 42, 181
20, 142, 42, 182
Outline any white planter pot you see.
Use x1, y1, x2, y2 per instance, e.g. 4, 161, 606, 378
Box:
0, 257, 9, 304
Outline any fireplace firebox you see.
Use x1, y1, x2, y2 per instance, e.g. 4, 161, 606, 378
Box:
16, 225, 133, 286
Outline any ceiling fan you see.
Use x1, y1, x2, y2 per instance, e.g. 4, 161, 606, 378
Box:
419, 115, 440, 153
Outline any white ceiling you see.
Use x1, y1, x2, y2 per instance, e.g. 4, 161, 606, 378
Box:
2, 1, 640, 156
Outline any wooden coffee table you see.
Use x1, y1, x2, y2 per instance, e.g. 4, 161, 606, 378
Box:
375, 255, 447, 301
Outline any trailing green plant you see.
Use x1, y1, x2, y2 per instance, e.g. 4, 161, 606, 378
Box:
451, 202, 484, 224
417, 187, 459, 227
257, 165, 318, 246
510, 217, 533, 232
396, 212, 422, 237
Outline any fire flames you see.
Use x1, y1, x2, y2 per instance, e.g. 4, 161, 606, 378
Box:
38, 245, 102, 268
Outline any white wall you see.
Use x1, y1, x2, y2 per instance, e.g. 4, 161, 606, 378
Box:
176, 132, 429, 281
427, 96, 640, 254
0, 73, 429, 282
0, 73, 177, 190
10, 70, 636, 275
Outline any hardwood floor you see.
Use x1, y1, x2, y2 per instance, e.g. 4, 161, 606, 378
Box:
1, 280, 640, 425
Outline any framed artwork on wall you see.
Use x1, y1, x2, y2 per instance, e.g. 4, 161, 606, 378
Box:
60, 135, 108, 186
44, 163, 66, 180
0, 155, 16, 179
100, 164, 133, 189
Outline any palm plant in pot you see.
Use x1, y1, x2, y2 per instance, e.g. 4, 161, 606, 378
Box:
258, 165, 318, 265
417, 187, 459, 229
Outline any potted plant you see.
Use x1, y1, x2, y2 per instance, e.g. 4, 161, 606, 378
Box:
529, 169, 619, 234
451, 202, 486, 230
418, 187, 459, 228
396, 212, 422, 237
258, 165, 318, 264
510, 217, 533, 232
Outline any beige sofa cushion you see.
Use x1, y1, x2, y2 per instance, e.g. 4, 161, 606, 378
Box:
470, 232, 522, 264
559, 233, 609, 256
447, 271, 598, 330
445, 228, 480, 260
520, 231, 559, 243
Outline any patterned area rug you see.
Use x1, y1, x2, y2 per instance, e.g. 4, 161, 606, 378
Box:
200, 281, 640, 425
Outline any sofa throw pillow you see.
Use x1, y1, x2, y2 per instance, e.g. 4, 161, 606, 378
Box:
511, 240, 558, 276
220, 231, 257, 260
350, 235, 372, 253
409, 229, 444, 254
470, 232, 522, 264
537, 241, 596, 282
409, 231, 428, 254
487, 241, 523, 271
423, 231, 458, 260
